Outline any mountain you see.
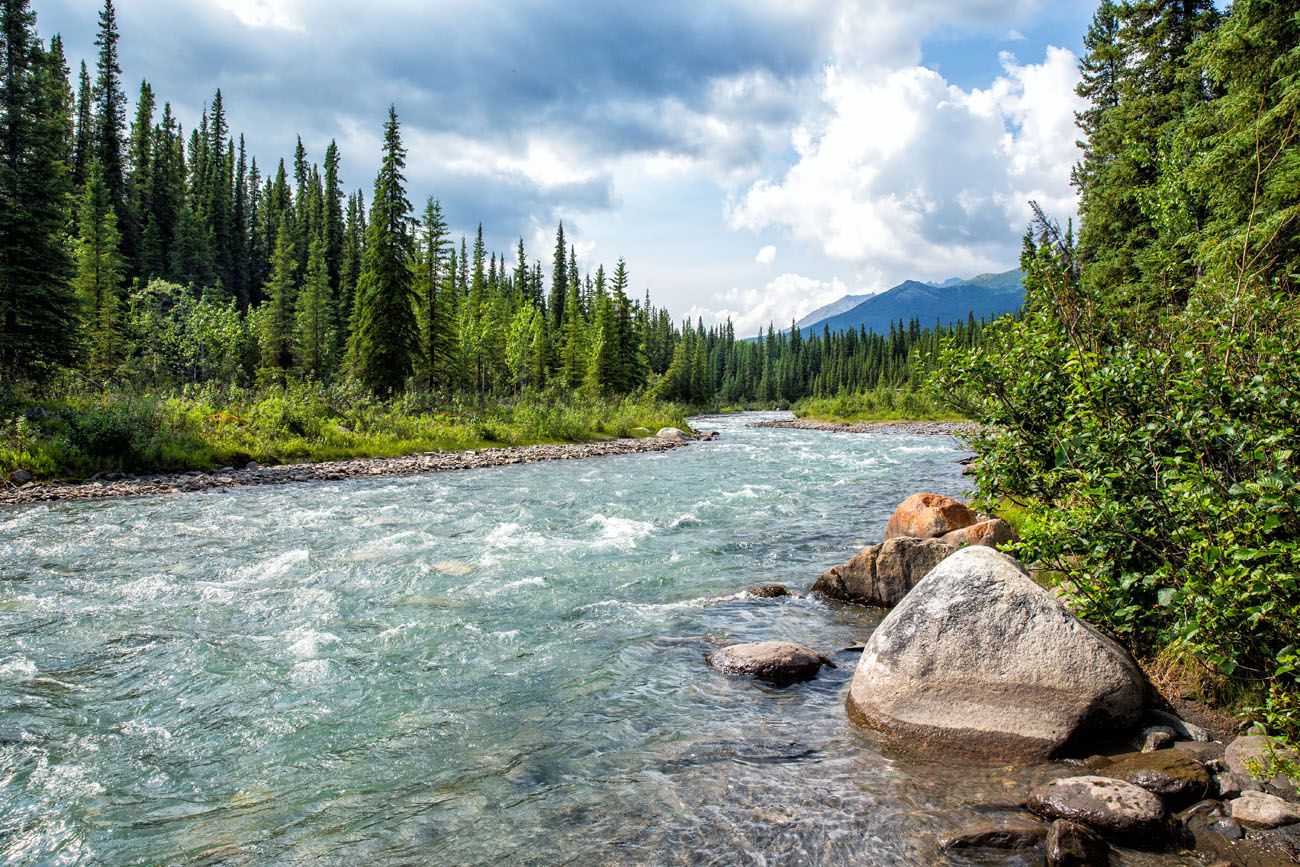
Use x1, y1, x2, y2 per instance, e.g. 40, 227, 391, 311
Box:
800, 270, 1023, 336
795, 294, 873, 330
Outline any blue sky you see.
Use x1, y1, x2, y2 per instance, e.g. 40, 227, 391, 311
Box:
35, 0, 1096, 334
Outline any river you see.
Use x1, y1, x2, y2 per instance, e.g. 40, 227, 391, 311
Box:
0, 412, 1203, 865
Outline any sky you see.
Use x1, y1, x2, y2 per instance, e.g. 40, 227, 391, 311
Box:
34, 0, 1096, 335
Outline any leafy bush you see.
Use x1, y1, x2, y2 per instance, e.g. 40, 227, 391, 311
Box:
931, 233, 1300, 742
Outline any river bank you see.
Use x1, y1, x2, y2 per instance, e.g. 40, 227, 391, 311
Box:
753, 417, 979, 436
0, 435, 692, 506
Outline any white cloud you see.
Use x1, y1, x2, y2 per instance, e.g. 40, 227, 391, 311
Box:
726, 41, 1083, 289
212, 0, 305, 32
755, 245, 777, 265
689, 272, 853, 336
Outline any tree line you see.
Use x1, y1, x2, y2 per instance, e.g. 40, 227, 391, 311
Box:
1, 0, 987, 408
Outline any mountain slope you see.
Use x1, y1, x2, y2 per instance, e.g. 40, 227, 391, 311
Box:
806, 270, 1023, 336
795, 294, 873, 330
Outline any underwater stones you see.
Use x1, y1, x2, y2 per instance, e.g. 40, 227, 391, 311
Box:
883, 492, 976, 541
1046, 819, 1109, 867
746, 584, 799, 599
846, 546, 1146, 763
1103, 750, 1211, 810
1027, 776, 1171, 846
812, 537, 954, 607
706, 641, 835, 685
940, 820, 1047, 853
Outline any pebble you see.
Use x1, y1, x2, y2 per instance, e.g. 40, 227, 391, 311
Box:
0, 437, 688, 506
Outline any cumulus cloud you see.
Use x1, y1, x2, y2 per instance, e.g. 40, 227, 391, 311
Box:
689, 273, 854, 337
727, 45, 1083, 287
755, 245, 777, 265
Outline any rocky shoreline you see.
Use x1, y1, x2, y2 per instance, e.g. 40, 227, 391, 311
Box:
711, 491, 1300, 865
752, 418, 979, 436
0, 435, 693, 507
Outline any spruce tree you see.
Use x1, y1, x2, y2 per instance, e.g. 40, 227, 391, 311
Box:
294, 235, 334, 380
74, 161, 124, 376
549, 221, 566, 327
417, 197, 451, 389
93, 0, 131, 262
345, 106, 418, 395
72, 59, 91, 188
323, 140, 343, 292
259, 216, 296, 377
125, 79, 154, 274
0, 0, 79, 378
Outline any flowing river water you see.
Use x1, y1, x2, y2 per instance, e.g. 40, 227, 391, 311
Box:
1, 412, 1209, 865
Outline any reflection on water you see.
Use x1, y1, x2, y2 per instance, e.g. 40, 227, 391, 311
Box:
0, 413, 1205, 864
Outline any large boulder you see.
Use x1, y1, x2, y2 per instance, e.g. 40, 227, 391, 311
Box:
1103, 750, 1211, 809
940, 518, 1014, 549
1027, 776, 1170, 847
812, 537, 954, 607
883, 493, 976, 540
846, 546, 1146, 763
656, 427, 691, 442
706, 641, 835, 685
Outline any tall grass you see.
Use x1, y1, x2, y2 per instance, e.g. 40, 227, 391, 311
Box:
0, 380, 691, 480
792, 388, 964, 423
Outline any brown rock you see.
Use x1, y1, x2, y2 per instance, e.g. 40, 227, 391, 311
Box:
1046, 819, 1109, 866
1104, 750, 1211, 809
811, 537, 954, 608
940, 518, 1014, 549
883, 493, 976, 540
706, 641, 835, 685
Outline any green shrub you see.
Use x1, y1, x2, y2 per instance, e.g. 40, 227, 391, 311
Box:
932, 238, 1300, 743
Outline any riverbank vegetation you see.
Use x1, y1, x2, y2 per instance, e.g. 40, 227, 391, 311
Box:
932, 0, 1299, 753
0, 380, 689, 478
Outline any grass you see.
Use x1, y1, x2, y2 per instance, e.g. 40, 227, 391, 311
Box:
792, 389, 966, 423
0, 381, 693, 481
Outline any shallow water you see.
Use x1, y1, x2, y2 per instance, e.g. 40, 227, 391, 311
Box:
1, 412, 1206, 865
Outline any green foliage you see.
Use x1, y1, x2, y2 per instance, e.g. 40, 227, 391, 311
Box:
73, 161, 124, 376
793, 388, 963, 423
0, 380, 690, 479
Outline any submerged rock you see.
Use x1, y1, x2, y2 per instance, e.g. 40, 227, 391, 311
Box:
939, 517, 1014, 549
845, 546, 1146, 763
1046, 819, 1109, 866
883, 492, 976, 540
940, 820, 1046, 852
1231, 791, 1300, 829
812, 537, 954, 607
1027, 776, 1170, 847
706, 641, 835, 685
1104, 750, 1211, 809
746, 584, 798, 599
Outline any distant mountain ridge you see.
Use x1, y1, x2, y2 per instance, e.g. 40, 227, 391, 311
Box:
797, 270, 1023, 336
